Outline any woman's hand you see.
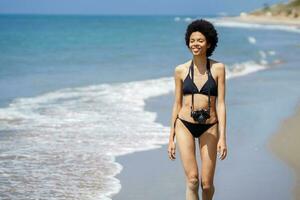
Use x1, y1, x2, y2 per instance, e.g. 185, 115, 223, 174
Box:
217, 137, 227, 160
168, 140, 176, 160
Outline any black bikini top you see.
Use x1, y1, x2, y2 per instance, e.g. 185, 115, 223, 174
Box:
182, 58, 218, 97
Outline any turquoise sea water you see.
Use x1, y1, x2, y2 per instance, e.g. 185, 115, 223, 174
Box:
1, 14, 290, 106
0, 14, 300, 199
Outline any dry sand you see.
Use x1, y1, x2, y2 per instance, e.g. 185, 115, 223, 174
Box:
221, 15, 300, 27
267, 103, 300, 200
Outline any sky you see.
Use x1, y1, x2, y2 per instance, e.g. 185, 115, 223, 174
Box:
0, 0, 288, 15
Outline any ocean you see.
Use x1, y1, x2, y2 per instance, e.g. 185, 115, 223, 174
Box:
0, 14, 300, 199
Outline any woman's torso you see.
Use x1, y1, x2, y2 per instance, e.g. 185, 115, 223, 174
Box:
178, 59, 219, 124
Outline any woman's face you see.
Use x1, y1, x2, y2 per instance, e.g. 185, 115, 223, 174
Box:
189, 31, 210, 56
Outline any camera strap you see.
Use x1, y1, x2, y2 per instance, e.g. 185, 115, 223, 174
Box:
190, 57, 211, 113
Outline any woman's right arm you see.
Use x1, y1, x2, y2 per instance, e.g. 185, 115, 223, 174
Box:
169, 65, 183, 142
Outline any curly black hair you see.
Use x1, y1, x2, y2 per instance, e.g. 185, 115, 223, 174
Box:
185, 19, 218, 57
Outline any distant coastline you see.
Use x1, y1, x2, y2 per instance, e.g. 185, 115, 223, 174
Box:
221, 0, 300, 27
249, 0, 300, 18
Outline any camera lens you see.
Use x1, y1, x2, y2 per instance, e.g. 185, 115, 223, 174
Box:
198, 115, 205, 123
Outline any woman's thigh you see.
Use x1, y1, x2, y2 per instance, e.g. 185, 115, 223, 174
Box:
198, 124, 218, 183
175, 119, 199, 177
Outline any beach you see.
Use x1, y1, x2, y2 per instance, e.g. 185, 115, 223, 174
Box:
227, 12, 300, 200
113, 56, 300, 200
1, 15, 300, 200
112, 17, 300, 200
268, 103, 300, 200
219, 0, 300, 29
221, 15, 300, 27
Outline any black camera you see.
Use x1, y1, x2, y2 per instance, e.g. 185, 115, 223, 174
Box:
191, 109, 210, 124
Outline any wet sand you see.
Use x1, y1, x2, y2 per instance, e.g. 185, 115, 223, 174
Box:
112, 68, 297, 200
267, 103, 300, 200
110, 30, 300, 198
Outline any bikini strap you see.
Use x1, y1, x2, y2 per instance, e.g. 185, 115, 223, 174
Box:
191, 58, 211, 113
207, 58, 211, 114
190, 60, 194, 111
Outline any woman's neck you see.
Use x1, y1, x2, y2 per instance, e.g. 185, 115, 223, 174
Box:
193, 55, 207, 71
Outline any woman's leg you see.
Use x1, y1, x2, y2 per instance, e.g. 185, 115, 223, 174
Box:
175, 120, 199, 200
198, 124, 218, 200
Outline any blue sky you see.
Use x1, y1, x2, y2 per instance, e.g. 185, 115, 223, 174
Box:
0, 0, 287, 15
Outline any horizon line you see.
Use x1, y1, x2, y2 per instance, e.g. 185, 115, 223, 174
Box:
0, 12, 237, 17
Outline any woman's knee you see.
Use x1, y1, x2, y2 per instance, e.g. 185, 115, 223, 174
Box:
186, 174, 199, 190
201, 179, 214, 191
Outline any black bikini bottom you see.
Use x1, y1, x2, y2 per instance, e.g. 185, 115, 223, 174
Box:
174, 115, 218, 138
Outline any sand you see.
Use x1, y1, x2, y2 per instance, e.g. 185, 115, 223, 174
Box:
111, 64, 300, 200
110, 16, 300, 199
221, 15, 300, 27
267, 103, 300, 200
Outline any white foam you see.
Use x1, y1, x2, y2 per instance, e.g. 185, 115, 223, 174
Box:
226, 60, 268, 79
0, 59, 271, 200
268, 50, 276, 56
172, 16, 300, 34
259, 50, 267, 59
248, 36, 256, 44
209, 18, 300, 34
174, 17, 180, 22
184, 17, 193, 22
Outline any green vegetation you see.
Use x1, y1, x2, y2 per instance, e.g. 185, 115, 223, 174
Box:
250, 0, 300, 18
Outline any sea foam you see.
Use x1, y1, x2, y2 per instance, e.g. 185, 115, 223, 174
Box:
0, 60, 271, 200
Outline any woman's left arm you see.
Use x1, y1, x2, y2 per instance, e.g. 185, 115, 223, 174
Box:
216, 62, 227, 160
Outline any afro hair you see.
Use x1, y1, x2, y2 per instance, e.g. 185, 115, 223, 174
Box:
185, 19, 218, 57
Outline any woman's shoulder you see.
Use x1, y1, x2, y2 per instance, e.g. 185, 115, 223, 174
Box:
176, 60, 191, 69
174, 60, 191, 73
210, 59, 225, 71
209, 59, 226, 79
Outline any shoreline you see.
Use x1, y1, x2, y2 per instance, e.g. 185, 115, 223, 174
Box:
267, 102, 300, 200
112, 63, 300, 199
110, 13, 300, 199
220, 15, 300, 27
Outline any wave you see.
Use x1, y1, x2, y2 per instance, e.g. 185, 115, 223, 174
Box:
209, 17, 300, 34
0, 59, 273, 200
174, 16, 300, 34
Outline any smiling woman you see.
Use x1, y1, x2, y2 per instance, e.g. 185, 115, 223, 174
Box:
168, 19, 227, 200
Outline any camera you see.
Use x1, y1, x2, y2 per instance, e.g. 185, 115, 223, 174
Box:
191, 109, 210, 124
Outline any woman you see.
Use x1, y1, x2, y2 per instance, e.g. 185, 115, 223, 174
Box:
168, 19, 227, 200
